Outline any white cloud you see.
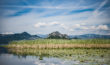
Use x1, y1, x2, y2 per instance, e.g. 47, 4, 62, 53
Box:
60, 24, 68, 30
93, 0, 108, 17
90, 26, 96, 30
69, 29, 74, 32
60, 24, 76, 32
2, 32, 14, 34
34, 22, 75, 32
0, 5, 85, 10
34, 22, 60, 28
1, 0, 109, 35
49, 21, 60, 26
0, 0, 101, 11
81, 23, 86, 25
89, 25, 109, 30
84, 0, 109, 25
96, 0, 108, 10
96, 25, 109, 30
0, 4, 97, 10
81, 25, 109, 30
74, 24, 80, 27
34, 22, 47, 28
81, 27, 89, 30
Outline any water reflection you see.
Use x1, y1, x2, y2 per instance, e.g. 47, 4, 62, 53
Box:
0, 54, 80, 65
0, 47, 110, 65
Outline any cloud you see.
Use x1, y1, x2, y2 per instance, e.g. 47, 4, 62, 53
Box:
93, 0, 108, 17
49, 21, 60, 26
60, 24, 68, 30
0, 0, 101, 10
96, 0, 108, 10
34, 22, 47, 28
34, 22, 74, 32
83, 0, 109, 25
1, 32, 14, 34
95, 25, 109, 30
81, 25, 109, 30
74, 24, 80, 27
34, 21, 60, 28
0, 0, 110, 35
0, 5, 62, 9
81, 26, 89, 30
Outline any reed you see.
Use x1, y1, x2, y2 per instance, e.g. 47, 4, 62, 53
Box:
5, 39, 110, 65
7, 39, 110, 49
9, 39, 110, 44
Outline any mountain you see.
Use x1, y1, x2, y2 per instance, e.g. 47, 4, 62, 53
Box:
47, 31, 69, 39
69, 34, 110, 39
0, 32, 40, 44
1, 31, 110, 45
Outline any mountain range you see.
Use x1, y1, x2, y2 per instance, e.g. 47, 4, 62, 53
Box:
69, 34, 110, 39
0, 31, 110, 44
0, 32, 40, 44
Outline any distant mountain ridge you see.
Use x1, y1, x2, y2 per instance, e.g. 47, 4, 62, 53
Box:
0, 32, 40, 44
0, 31, 110, 44
69, 34, 110, 39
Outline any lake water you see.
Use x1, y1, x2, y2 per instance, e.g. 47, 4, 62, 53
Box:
0, 53, 81, 65
0, 47, 110, 65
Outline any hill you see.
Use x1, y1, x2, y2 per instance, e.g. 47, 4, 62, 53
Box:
47, 31, 69, 39
0, 32, 40, 44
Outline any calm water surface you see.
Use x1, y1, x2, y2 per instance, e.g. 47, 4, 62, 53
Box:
0, 53, 80, 65
0, 47, 110, 65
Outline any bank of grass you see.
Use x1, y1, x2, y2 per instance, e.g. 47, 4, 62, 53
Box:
6, 39, 110, 65
6, 39, 110, 49
9, 39, 110, 44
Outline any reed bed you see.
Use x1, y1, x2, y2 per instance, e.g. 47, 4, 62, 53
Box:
9, 39, 110, 44
7, 43, 110, 49
7, 39, 110, 49
6, 39, 110, 65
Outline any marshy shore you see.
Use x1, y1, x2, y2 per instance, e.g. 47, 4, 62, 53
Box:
5, 39, 110, 49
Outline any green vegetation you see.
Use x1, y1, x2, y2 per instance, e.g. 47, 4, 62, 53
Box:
9, 39, 110, 44
6, 39, 110, 65
7, 39, 110, 49
8, 48, 110, 65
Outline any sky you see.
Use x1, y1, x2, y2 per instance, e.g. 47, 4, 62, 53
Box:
0, 0, 110, 35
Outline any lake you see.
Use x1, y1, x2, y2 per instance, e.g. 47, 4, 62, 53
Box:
0, 47, 110, 65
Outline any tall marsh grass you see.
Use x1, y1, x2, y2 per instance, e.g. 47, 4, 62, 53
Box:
7, 39, 110, 49
9, 39, 110, 44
